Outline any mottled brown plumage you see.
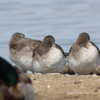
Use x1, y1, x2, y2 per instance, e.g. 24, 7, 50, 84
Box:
32, 35, 66, 73
68, 32, 100, 75
34, 35, 65, 57
9, 32, 41, 72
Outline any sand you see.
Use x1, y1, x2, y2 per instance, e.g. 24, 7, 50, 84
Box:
27, 73, 100, 100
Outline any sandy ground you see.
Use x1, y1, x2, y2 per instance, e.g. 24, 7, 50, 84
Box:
27, 73, 100, 100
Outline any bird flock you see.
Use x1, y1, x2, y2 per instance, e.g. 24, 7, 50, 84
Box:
0, 32, 100, 100
9, 32, 100, 75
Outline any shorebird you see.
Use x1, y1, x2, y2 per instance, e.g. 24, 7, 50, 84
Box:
0, 57, 34, 100
32, 35, 66, 73
9, 32, 41, 72
68, 32, 100, 75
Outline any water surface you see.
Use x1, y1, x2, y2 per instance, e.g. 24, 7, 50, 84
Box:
0, 0, 100, 63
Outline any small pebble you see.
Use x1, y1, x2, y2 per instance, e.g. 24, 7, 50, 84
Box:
74, 81, 81, 84
33, 78, 36, 80
94, 90, 98, 92
47, 85, 50, 88
97, 87, 100, 89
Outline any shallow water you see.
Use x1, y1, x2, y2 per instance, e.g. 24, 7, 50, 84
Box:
0, 0, 100, 63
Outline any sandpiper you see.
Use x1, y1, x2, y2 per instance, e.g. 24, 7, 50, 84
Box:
9, 32, 41, 72
32, 35, 66, 73
0, 57, 34, 100
68, 32, 100, 75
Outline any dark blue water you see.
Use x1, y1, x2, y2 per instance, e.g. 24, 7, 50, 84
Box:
0, 0, 100, 64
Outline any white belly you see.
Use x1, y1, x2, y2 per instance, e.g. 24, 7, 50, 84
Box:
9, 47, 33, 71
68, 43, 100, 74
33, 46, 66, 73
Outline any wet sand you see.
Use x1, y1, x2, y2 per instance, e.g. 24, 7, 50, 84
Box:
27, 73, 100, 100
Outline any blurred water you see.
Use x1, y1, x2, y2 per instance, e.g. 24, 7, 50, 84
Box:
0, 0, 100, 64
